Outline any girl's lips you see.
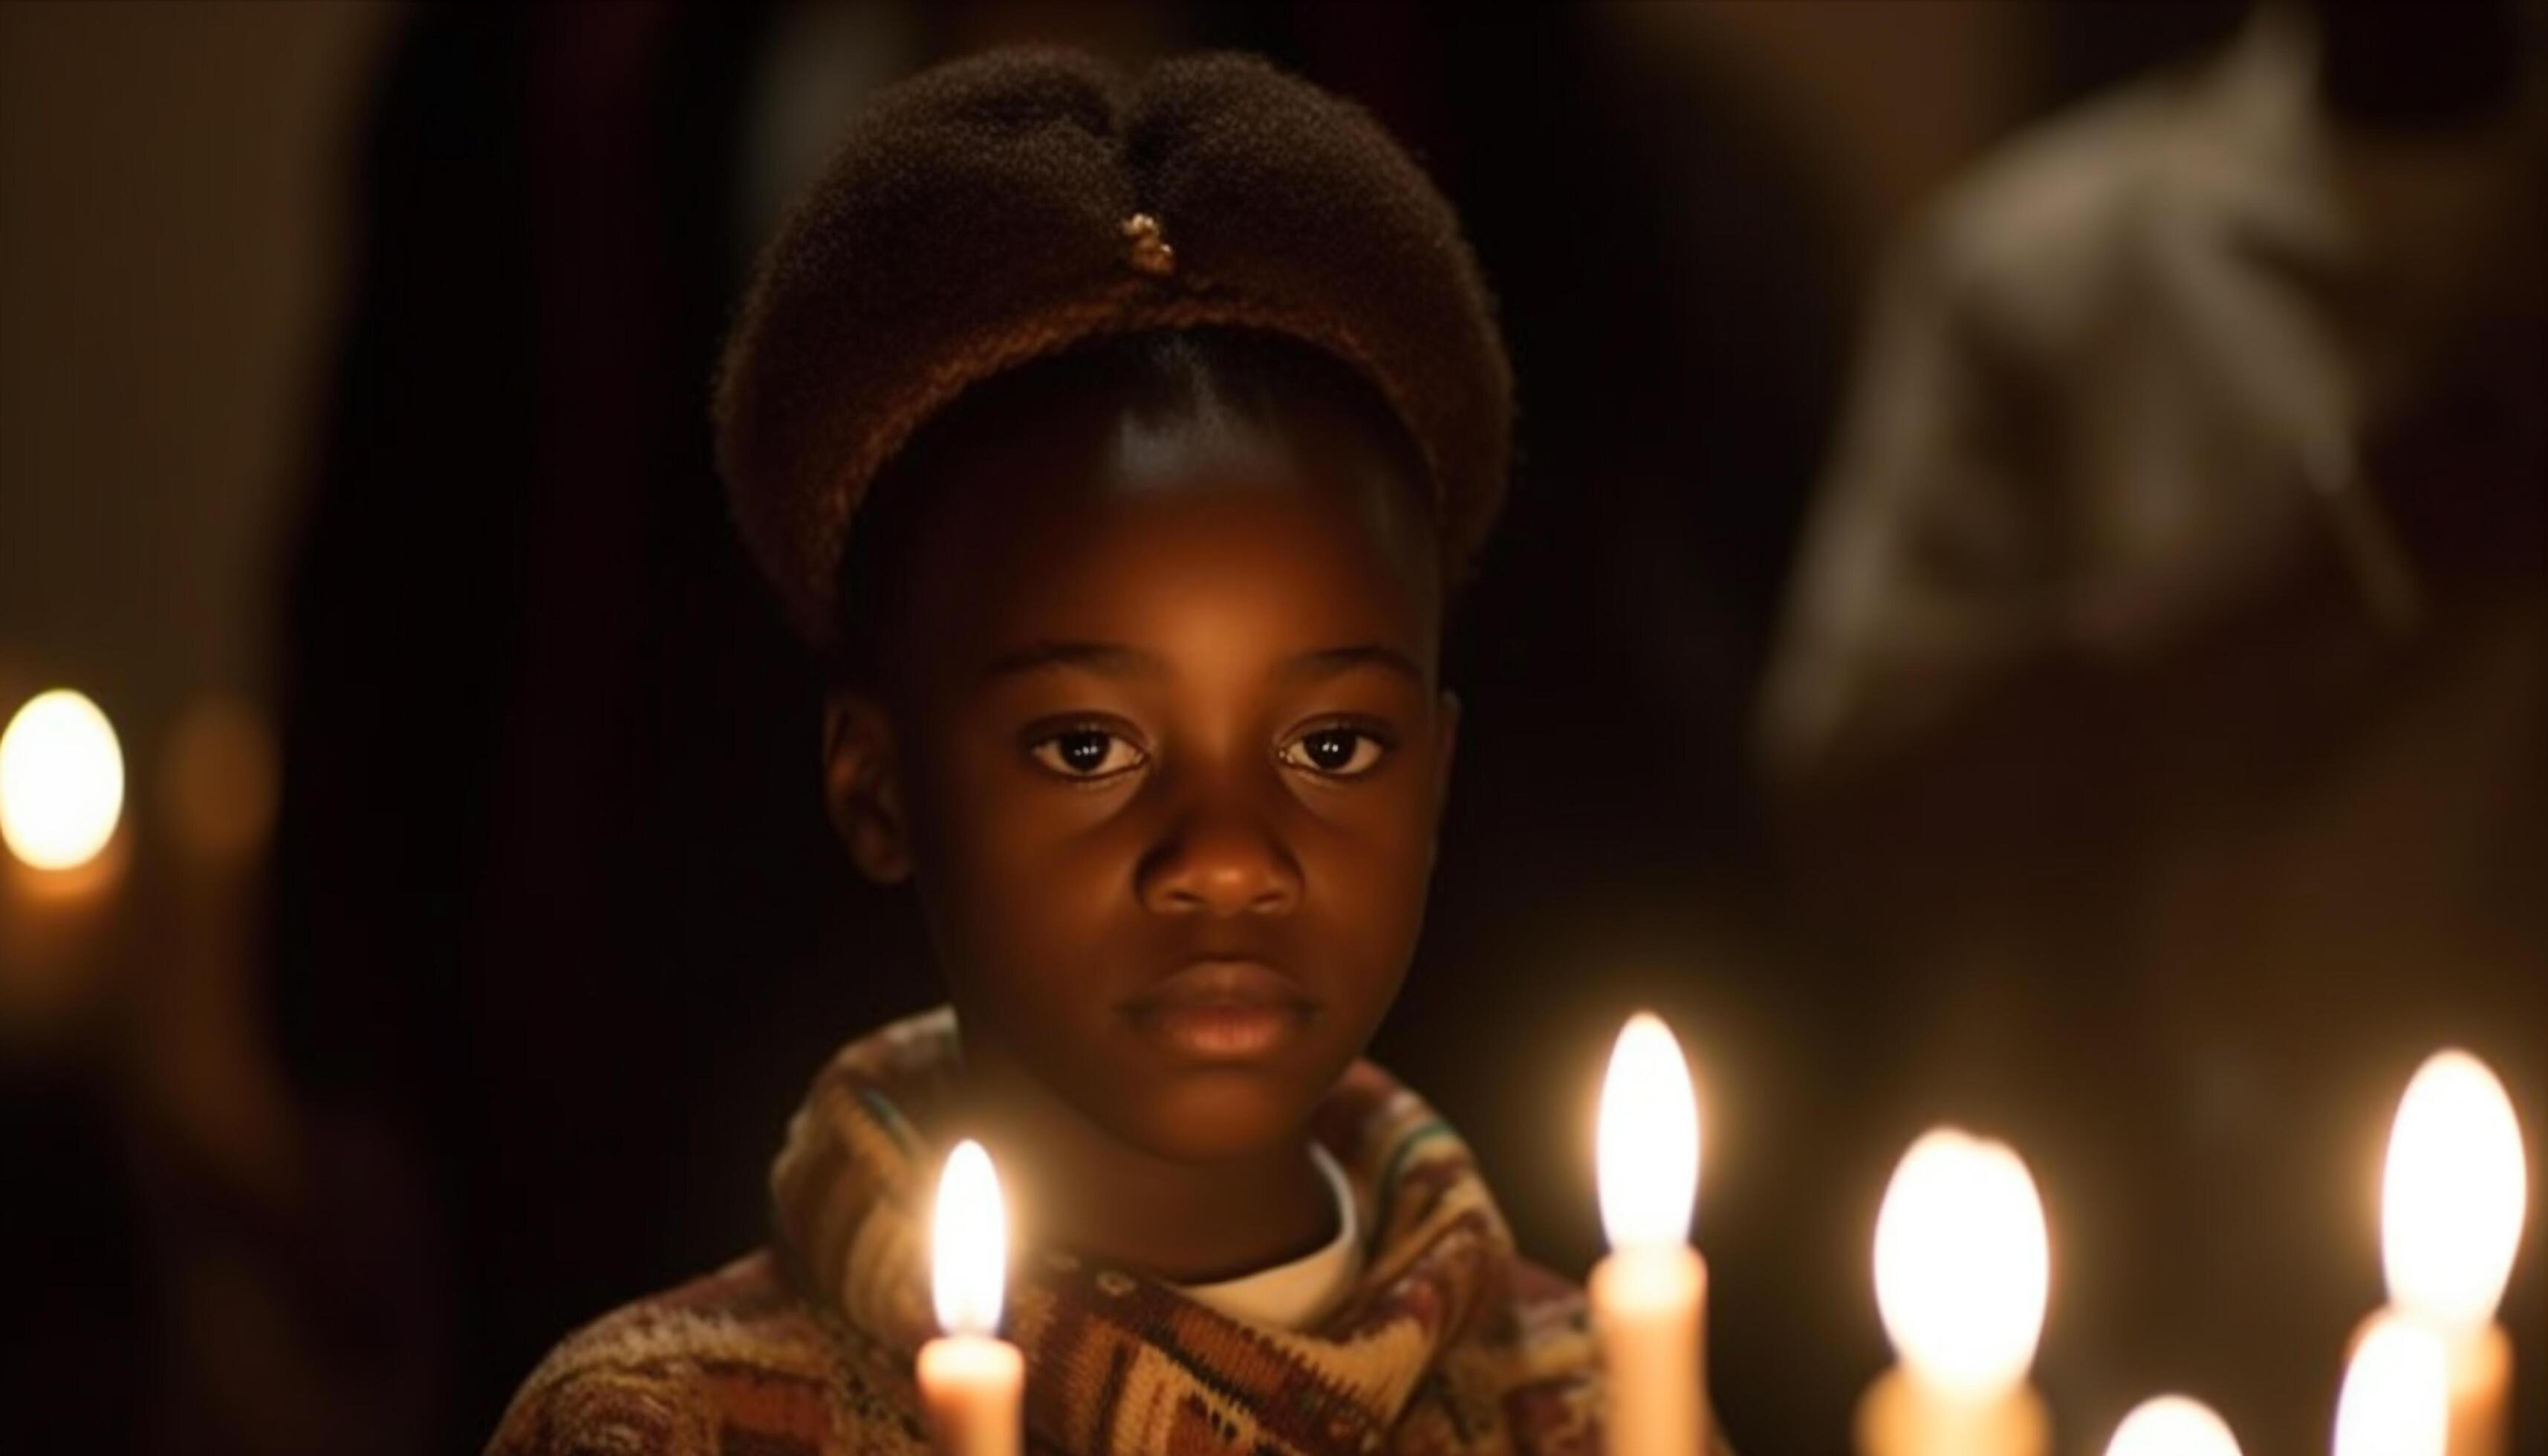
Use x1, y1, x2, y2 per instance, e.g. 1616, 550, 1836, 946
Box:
1137, 999, 1311, 1059
1122, 961, 1316, 1060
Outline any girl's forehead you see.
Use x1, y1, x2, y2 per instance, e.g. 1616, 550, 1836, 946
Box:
936, 462, 1440, 653
899, 377, 1437, 599
858, 348, 1446, 695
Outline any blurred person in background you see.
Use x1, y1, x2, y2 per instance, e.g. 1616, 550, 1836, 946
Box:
1760, 0, 2544, 1446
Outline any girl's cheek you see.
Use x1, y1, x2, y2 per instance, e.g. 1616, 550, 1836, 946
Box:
1308, 770, 1437, 845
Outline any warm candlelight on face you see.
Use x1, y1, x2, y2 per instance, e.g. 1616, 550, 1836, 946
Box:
2336, 1315, 2449, 1456
1856, 1128, 2050, 1456
0, 689, 124, 872
2376, 1050, 2525, 1456
919, 1139, 1023, 1456
2102, 1395, 2242, 1456
1590, 1011, 1708, 1456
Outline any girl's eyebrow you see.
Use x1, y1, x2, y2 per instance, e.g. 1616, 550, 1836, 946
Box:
980, 640, 1423, 685
1281, 644, 1424, 685
981, 640, 1165, 681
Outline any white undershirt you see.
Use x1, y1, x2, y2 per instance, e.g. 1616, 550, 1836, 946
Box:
1172, 1144, 1364, 1330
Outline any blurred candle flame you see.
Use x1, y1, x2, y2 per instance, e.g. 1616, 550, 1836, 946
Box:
162, 693, 278, 860
932, 1140, 1007, 1338
1873, 1128, 2050, 1397
0, 689, 124, 871
2382, 1049, 2526, 1335
2102, 1394, 2242, 1456
1596, 1012, 1700, 1251
2334, 1315, 2448, 1456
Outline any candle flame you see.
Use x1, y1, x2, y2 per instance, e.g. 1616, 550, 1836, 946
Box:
2333, 1314, 2448, 1456
1872, 1127, 2050, 1397
932, 1140, 1007, 1338
1596, 1012, 1700, 1251
2381, 1048, 2526, 1334
2103, 1395, 2243, 1456
0, 689, 124, 871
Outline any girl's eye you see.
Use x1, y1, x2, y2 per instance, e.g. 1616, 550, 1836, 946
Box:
1279, 726, 1390, 778
1029, 728, 1145, 780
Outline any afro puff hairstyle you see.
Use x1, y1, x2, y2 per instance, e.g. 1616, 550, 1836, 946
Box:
713, 48, 1512, 647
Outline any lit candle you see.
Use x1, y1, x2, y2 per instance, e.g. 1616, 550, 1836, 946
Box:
1590, 1012, 1708, 1456
2335, 1314, 2449, 1456
918, 1140, 1023, 1456
0, 688, 129, 1035
2375, 1050, 2526, 1456
1855, 1128, 2051, 1456
2103, 1395, 2242, 1456
0, 688, 124, 872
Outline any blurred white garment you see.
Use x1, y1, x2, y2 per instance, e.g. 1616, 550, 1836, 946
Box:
1759, 4, 2543, 780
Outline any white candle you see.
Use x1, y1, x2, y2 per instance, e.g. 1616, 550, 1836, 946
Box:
2375, 1050, 2526, 1456
1590, 1012, 1709, 1456
1855, 1128, 2051, 1456
2336, 1314, 2450, 1456
2103, 1395, 2242, 1456
918, 1140, 1023, 1456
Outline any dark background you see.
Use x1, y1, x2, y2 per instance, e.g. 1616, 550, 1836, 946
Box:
3, 4, 2537, 1455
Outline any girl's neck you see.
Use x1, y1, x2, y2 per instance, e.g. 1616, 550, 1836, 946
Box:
949, 1047, 1336, 1285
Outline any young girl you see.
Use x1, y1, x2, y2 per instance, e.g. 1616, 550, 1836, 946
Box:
490, 48, 1611, 1455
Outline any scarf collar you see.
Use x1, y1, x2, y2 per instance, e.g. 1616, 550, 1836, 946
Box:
769, 1007, 1521, 1454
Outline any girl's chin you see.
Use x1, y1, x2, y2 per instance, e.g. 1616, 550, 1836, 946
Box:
1100, 1070, 1330, 1164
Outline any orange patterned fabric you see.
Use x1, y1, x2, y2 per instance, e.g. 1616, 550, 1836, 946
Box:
487, 1009, 1609, 1455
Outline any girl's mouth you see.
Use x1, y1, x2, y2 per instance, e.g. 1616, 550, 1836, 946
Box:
1121, 961, 1317, 1060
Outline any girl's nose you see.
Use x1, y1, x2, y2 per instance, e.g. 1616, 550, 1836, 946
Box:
1137, 797, 1302, 917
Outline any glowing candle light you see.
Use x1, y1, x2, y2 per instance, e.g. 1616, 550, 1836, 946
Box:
162, 692, 278, 863
2335, 1315, 2449, 1456
1591, 1012, 1709, 1456
918, 1140, 1023, 1456
0, 689, 124, 871
2103, 1395, 2242, 1456
2376, 1050, 2525, 1456
1856, 1128, 2052, 1456
0, 688, 130, 1037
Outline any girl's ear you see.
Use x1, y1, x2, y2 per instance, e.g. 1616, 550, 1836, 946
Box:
822, 691, 913, 883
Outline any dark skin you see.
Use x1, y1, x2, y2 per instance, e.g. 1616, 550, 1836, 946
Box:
822, 365, 1457, 1282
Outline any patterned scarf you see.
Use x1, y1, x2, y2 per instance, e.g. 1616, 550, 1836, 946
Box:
770, 1008, 1603, 1455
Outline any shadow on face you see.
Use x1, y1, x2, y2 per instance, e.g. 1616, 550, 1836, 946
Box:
822, 330, 1460, 1163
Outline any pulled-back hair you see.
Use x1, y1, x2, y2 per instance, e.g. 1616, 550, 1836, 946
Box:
833, 326, 1433, 686
714, 48, 1510, 648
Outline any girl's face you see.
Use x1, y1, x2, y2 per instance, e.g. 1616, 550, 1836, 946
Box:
825, 371, 1455, 1163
